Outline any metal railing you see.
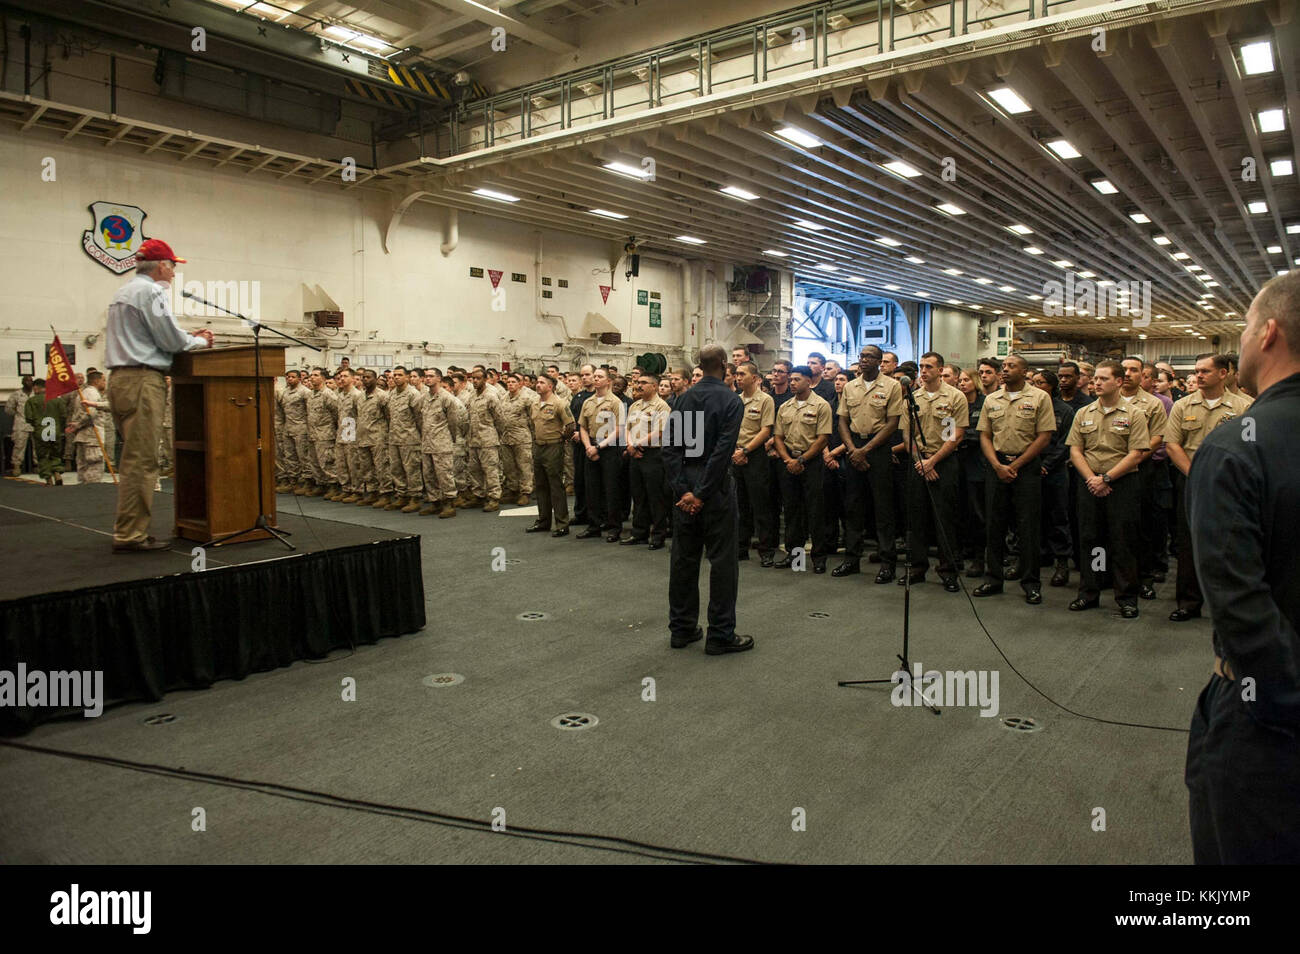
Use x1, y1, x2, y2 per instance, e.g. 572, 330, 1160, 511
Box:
448, 0, 1097, 154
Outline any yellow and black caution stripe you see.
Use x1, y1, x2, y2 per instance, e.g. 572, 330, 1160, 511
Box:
344, 64, 486, 110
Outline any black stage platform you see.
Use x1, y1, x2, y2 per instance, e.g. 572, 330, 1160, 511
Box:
0, 479, 425, 734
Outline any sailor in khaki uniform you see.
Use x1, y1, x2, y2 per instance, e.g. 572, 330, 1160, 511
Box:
526, 373, 576, 535
304, 367, 339, 497
731, 362, 776, 565
1119, 356, 1169, 598
499, 373, 537, 506
417, 368, 464, 517
1066, 360, 1150, 617
465, 368, 509, 511
773, 365, 834, 572
835, 345, 904, 582
1163, 353, 1255, 621
385, 366, 424, 512
576, 369, 626, 541
622, 372, 672, 548
898, 351, 968, 590
973, 353, 1056, 603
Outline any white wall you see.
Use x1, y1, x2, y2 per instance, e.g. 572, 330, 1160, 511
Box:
930, 306, 982, 368
0, 124, 714, 387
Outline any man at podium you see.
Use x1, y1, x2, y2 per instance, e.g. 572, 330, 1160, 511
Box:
105, 238, 214, 552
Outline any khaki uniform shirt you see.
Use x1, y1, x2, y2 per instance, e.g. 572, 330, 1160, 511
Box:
279, 383, 308, 436
387, 385, 422, 446
419, 389, 465, 453
306, 387, 338, 442
499, 390, 537, 445
531, 393, 574, 443
775, 392, 833, 454
553, 379, 572, 402
838, 374, 905, 438
579, 393, 624, 446
1066, 398, 1151, 473
901, 381, 969, 454
68, 385, 104, 445
626, 395, 671, 447
357, 388, 389, 448
736, 390, 776, 450
1163, 390, 1254, 460
976, 386, 1057, 455
1121, 389, 1168, 452
466, 387, 508, 448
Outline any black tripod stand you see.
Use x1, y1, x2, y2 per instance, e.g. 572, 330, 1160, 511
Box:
837, 378, 959, 714
182, 290, 318, 550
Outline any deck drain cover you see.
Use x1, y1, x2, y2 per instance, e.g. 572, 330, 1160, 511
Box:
808, 611, 831, 619
504, 558, 521, 565
423, 673, 465, 688
551, 712, 598, 731
1001, 716, 1042, 733
143, 713, 177, 725
517, 611, 549, 621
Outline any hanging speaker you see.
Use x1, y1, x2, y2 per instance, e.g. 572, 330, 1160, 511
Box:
630, 254, 640, 278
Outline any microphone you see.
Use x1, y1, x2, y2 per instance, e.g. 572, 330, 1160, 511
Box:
897, 374, 913, 390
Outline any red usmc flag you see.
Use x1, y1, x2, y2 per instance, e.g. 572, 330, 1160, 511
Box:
45, 335, 78, 401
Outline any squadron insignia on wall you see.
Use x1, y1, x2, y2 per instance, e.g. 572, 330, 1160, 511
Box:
82, 201, 149, 274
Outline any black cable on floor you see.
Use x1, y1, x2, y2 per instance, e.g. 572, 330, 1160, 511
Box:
0, 739, 773, 865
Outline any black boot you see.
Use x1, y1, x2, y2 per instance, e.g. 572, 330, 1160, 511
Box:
1050, 558, 1069, 587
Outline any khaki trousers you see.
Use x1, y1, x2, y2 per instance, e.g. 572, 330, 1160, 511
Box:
533, 442, 568, 529
422, 450, 457, 501
468, 445, 502, 499
109, 367, 165, 545
501, 441, 534, 494
389, 444, 422, 497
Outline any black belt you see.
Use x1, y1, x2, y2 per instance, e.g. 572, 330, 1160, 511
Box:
109, 364, 164, 372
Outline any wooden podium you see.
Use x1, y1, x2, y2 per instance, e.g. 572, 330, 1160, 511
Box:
170, 345, 286, 544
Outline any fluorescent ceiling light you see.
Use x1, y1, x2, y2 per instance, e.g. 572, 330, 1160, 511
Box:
1259, 108, 1286, 133
1129, 211, 1151, 223
847, 276, 866, 283
974, 277, 994, 284
1078, 270, 1096, 278
936, 203, 966, 215
1018, 312, 1028, 317
1289, 224, 1300, 234
1006, 224, 1034, 235
884, 284, 901, 290
944, 268, 963, 275
775, 126, 821, 148
1268, 245, 1283, 254
1046, 139, 1082, 159
999, 285, 1016, 292
676, 235, 706, 245
1028, 294, 1043, 300
720, 185, 759, 201
1138, 333, 1147, 339
882, 160, 923, 178
1090, 178, 1118, 195
1279, 270, 1291, 276
794, 219, 826, 231
1097, 280, 1115, 286
815, 263, 839, 271
762, 249, 788, 257
1240, 40, 1275, 75
1171, 252, 1190, 260
875, 236, 902, 247
905, 256, 925, 264
1028, 317, 1040, 323
992, 310, 1004, 315
588, 208, 628, 219
1248, 200, 1269, 214
1271, 158, 1293, 176
1023, 246, 1044, 255
914, 291, 930, 297
947, 299, 962, 304
1186, 264, 1203, 271
1207, 280, 1221, 286
603, 161, 654, 180
987, 86, 1032, 114
1153, 235, 1171, 245
1051, 259, 1073, 268
473, 187, 520, 202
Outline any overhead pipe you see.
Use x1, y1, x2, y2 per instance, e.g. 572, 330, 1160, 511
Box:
440, 207, 459, 256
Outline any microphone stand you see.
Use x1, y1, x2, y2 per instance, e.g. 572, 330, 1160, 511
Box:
837, 376, 943, 715
181, 290, 317, 550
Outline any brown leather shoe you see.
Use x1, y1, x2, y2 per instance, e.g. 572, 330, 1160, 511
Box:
401, 498, 422, 513
516, 493, 530, 506
438, 503, 456, 518
482, 498, 500, 513
371, 494, 390, 509
418, 503, 437, 516
112, 536, 170, 553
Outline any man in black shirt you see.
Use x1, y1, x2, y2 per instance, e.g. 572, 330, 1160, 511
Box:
569, 364, 594, 525
1058, 361, 1090, 412
1185, 273, 1300, 863
808, 351, 837, 404
665, 344, 750, 654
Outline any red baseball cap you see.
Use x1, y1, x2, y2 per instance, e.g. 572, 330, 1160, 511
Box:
135, 238, 186, 263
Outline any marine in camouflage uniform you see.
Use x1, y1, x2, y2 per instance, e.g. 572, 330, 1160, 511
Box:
499, 373, 537, 505
417, 370, 464, 517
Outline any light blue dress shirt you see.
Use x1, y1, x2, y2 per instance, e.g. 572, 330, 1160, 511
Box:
105, 275, 208, 371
